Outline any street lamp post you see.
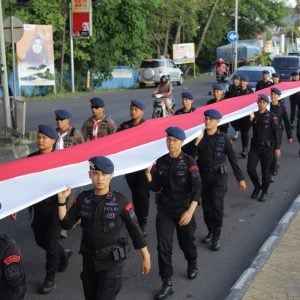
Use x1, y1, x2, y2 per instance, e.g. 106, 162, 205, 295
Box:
234, 0, 238, 72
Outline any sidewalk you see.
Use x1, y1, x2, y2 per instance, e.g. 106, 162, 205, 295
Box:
227, 194, 300, 300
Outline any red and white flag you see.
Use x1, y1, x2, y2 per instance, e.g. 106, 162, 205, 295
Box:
0, 81, 299, 219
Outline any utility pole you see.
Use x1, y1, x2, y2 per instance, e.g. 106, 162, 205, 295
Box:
234, 0, 238, 72
69, 2, 75, 93
0, 0, 13, 133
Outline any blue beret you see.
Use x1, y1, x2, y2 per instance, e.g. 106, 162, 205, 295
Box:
212, 84, 223, 91
291, 71, 298, 76
271, 87, 281, 96
90, 97, 105, 107
181, 91, 194, 100
166, 126, 186, 140
240, 75, 249, 82
272, 73, 280, 78
131, 99, 145, 111
204, 109, 222, 119
38, 125, 58, 140
89, 156, 114, 174
262, 70, 270, 74
55, 109, 72, 119
258, 94, 270, 103
232, 74, 240, 80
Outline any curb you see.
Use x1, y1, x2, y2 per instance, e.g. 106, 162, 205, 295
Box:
226, 194, 300, 300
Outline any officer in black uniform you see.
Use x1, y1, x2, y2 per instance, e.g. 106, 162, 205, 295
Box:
289, 71, 300, 128
117, 100, 150, 236
272, 73, 280, 85
175, 91, 196, 157
247, 94, 281, 202
207, 84, 229, 134
231, 75, 253, 157
224, 74, 240, 99
0, 233, 26, 300
194, 109, 246, 251
270, 87, 293, 179
58, 156, 151, 300
145, 127, 201, 300
28, 125, 72, 294
255, 70, 273, 91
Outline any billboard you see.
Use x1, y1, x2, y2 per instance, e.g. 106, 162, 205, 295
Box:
16, 24, 55, 87
173, 43, 195, 64
72, 0, 92, 38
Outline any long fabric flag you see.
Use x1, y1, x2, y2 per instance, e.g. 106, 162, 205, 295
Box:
0, 81, 299, 219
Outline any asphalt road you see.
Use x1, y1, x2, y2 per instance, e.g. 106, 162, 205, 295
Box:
1, 76, 300, 300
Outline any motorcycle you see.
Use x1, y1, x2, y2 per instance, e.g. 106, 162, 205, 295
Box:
152, 94, 175, 118
216, 72, 229, 84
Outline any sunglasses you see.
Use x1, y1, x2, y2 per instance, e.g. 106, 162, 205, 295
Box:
56, 117, 66, 121
91, 105, 101, 109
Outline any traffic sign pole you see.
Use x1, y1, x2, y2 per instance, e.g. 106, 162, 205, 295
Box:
234, 0, 238, 72
0, 1, 13, 132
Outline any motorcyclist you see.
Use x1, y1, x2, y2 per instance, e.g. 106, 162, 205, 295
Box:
151, 75, 173, 116
215, 58, 229, 83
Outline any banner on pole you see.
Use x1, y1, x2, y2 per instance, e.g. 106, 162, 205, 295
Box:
173, 43, 195, 64
72, 0, 92, 39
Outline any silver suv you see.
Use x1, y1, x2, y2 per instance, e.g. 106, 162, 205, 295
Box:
138, 59, 183, 88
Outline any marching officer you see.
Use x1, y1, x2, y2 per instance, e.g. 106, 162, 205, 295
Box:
175, 91, 196, 157
55, 109, 84, 150
231, 75, 253, 157
58, 156, 151, 300
289, 72, 300, 127
207, 84, 229, 134
247, 94, 281, 202
272, 73, 280, 85
270, 87, 293, 179
117, 100, 150, 236
81, 97, 116, 141
194, 109, 246, 251
255, 70, 273, 91
145, 127, 201, 300
28, 125, 72, 294
224, 74, 240, 99
0, 233, 26, 300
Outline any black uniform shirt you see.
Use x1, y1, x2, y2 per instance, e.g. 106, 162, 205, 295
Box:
117, 119, 145, 132
195, 130, 245, 181
174, 107, 196, 115
270, 103, 292, 141
224, 84, 240, 99
255, 80, 273, 91
61, 190, 146, 251
28, 151, 58, 216
0, 234, 26, 300
149, 152, 201, 205
251, 110, 280, 149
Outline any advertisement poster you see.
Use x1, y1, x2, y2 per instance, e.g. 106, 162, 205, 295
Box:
16, 24, 55, 87
173, 43, 195, 64
72, 0, 92, 38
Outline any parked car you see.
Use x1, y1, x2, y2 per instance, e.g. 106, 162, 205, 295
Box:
288, 52, 300, 56
272, 56, 300, 81
137, 59, 183, 88
226, 65, 276, 91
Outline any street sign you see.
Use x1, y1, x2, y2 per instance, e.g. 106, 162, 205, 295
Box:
227, 31, 239, 43
3, 16, 24, 43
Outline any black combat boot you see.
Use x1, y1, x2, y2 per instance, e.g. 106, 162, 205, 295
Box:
210, 227, 221, 251
58, 248, 73, 272
201, 231, 212, 244
251, 185, 262, 199
187, 260, 198, 279
39, 273, 56, 294
258, 192, 268, 202
155, 278, 174, 300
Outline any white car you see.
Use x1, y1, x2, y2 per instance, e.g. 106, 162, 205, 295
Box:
138, 59, 184, 88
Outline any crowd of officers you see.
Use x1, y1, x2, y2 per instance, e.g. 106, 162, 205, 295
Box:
1, 69, 300, 300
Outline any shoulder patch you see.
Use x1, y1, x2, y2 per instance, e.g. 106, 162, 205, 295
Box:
125, 202, 133, 212
4, 255, 21, 266
189, 165, 199, 173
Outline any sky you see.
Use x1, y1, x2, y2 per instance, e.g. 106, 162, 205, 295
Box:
286, 0, 296, 7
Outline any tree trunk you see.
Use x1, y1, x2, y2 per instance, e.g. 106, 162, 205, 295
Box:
163, 24, 170, 57
184, 0, 220, 75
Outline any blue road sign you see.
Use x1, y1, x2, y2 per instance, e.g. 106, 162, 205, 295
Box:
227, 31, 239, 43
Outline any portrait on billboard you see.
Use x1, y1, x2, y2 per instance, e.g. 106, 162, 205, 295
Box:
17, 24, 55, 86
